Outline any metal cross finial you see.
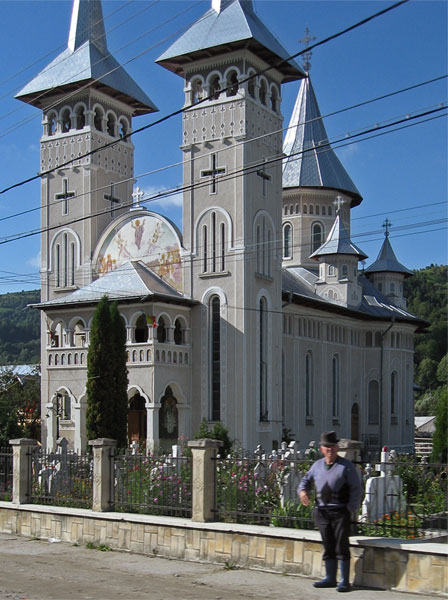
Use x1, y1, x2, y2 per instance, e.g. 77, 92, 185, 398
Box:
383, 218, 392, 237
132, 186, 144, 210
299, 26, 316, 72
333, 195, 345, 214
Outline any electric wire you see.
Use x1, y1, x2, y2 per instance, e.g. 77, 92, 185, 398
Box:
0, 0, 411, 196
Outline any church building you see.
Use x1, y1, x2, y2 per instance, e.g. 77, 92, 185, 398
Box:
18, 0, 424, 454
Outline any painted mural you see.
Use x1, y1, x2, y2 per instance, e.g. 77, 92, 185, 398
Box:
96, 212, 182, 291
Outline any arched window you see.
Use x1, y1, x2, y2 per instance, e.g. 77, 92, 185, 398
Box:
259, 297, 268, 421
209, 75, 221, 100
366, 331, 373, 347
303, 204, 308, 214
157, 316, 166, 343
390, 282, 395, 293
305, 352, 313, 418
226, 70, 238, 96
368, 380, 380, 424
48, 112, 57, 136
73, 320, 86, 347
322, 206, 326, 216
259, 79, 267, 105
191, 78, 203, 103
283, 223, 292, 259
220, 222, 225, 271
202, 224, 208, 273
61, 109, 71, 133
270, 86, 278, 112
374, 332, 381, 347
135, 314, 148, 343
332, 355, 340, 419
328, 265, 335, 276
309, 205, 314, 215
377, 282, 383, 292
94, 108, 103, 131
70, 242, 75, 286
312, 223, 323, 253
315, 205, 320, 215
342, 264, 348, 278
174, 318, 183, 345
256, 225, 262, 273
75, 106, 85, 129
328, 206, 332, 216
107, 113, 116, 137
210, 296, 221, 421
391, 370, 398, 417
119, 119, 128, 139
57, 391, 71, 420
248, 73, 256, 98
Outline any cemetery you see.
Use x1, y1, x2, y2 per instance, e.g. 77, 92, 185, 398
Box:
0, 437, 446, 595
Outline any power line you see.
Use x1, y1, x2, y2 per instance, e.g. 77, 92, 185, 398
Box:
0, 0, 411, 196
0, 106, 445, 247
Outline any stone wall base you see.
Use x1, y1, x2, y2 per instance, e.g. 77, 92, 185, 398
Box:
0, 503, 446, 596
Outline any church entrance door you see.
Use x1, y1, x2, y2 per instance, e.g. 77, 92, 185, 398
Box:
128, 394, 147, 443
159, 386, 178, 452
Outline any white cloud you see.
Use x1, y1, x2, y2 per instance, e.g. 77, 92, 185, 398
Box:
28, 250, 41, 269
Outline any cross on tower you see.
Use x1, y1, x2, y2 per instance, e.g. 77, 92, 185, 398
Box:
256, 160, 272, 196
55, 179, 75, 215
299, 26, 316, 73
104, 183, 120, 216
383, 218, 392, 237
200, 153, 226, 193
333, 195, 345, 214
132, 186, 144, 210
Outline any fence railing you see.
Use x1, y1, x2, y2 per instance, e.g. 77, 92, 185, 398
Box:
113, 452, 192, 517
5, 438, 447, 541
28, 447, 93, 508
0, 446, 13, 501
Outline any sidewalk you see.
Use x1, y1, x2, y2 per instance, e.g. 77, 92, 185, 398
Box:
0, 533, 437, 600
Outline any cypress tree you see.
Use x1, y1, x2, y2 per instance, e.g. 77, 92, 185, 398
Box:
110, 301, 129, 448
86, 296, 116, 443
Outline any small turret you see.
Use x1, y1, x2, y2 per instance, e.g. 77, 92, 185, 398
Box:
365, 219, 413, 309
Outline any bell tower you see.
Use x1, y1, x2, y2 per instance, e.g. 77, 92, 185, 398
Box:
16, 0, 157, 302
157, 0, 304, 448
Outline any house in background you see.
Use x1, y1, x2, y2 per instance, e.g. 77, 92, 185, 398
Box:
18, 0, 425, 453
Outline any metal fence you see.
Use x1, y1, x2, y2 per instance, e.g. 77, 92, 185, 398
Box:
0, 446, 13, 501
113, 452, 192, 517
29, 447, 93, 508
214, 455, 448, 540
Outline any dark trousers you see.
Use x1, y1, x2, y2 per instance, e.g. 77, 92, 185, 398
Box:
314, 506, 351, 560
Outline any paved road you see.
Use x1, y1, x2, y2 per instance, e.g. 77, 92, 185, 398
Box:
0, 533, 434, 600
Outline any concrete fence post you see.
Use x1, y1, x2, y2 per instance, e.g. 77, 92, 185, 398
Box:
338, 438, 363, 463
89, 438, 117, 512
188, 438, 222, 522
9, 438, 38, 504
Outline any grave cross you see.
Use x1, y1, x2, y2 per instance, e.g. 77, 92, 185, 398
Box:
55, 179, 75, 215
256, 160, 272, 196
104, 183, 120, 216
200, 153, 226, 193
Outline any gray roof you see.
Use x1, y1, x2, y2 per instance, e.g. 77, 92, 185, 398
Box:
16, 0, 157, 115
309, 213, 368, 261
32, 260, 188, 309
365, 234, 413, 277
156, 0, 304, 81
282, 76, 362, 205
282, 267, 425, 328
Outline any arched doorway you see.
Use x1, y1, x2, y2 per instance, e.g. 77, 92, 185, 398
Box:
351, 402, 360, 441
159, 386, 178, 451
128, 393, 147, 443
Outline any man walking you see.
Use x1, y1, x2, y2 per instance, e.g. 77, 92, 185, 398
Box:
298, 431, 362, 592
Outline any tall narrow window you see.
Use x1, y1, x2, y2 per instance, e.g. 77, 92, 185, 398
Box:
267, 229, 272, 277
259, 80, 267, 105
312, 223, 323, 253
305, 352, 313, 418
283, 224, 292, 258
62, 109, 71, 133
63, 233, 68, 287
226, 70, 238, 96
174, 319, 183, 345
157, 316, 166, 343
391, 370, 398, 417
332, 355, 340, 419
202, 225, 208, 272
56, 244, 61, 288
259, 297, 268, 421
70, 242, 75, 286
256, 225, 261, 273
368, 380, 380, 424
220, 222, 225, 271
209, 75, 220, 100
211, 212, 216, 272
210, 296, 221, 421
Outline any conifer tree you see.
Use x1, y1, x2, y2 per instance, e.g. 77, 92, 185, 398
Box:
109, 301, 128, 448
86, 296, 119, 443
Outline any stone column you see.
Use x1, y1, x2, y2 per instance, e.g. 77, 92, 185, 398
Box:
188, 438, 222, 522
89, 438, 116, 512
9, 438, 38, 504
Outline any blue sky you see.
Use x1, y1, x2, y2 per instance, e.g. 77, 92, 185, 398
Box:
0, 0, 446, 294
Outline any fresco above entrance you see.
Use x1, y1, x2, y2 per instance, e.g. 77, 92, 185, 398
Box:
96, 212, 182, 292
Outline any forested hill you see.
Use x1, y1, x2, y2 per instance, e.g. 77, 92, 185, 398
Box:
0, 290, 40, 365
